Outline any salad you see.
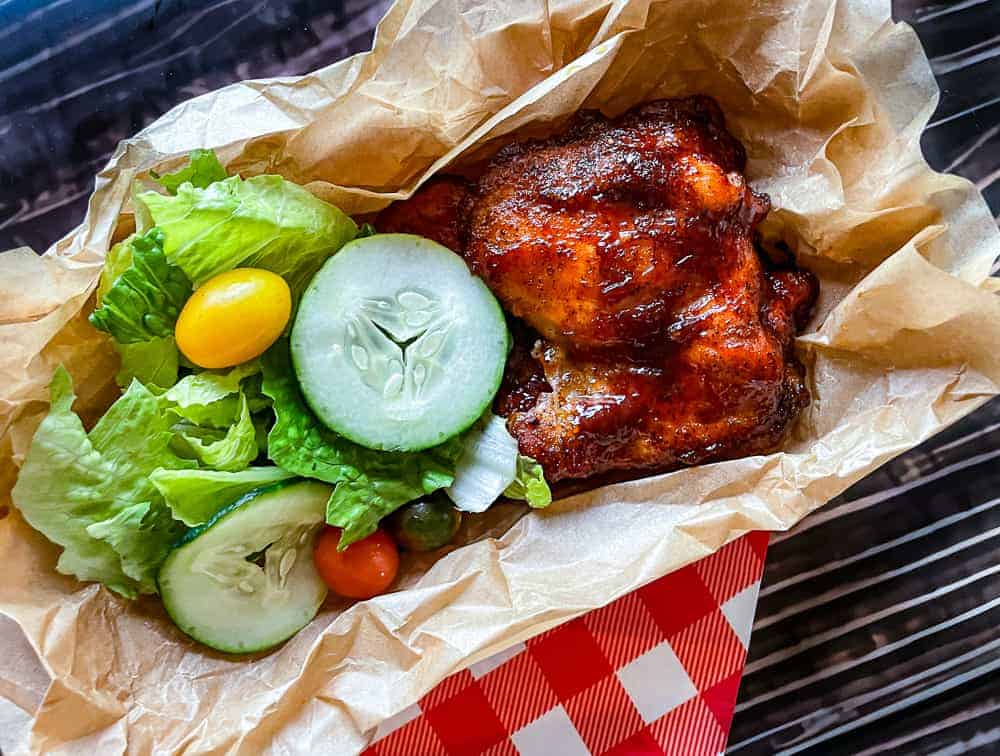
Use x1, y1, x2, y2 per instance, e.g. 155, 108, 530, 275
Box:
12, 150, 550, 654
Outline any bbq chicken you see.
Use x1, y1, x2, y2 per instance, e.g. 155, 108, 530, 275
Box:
377, 96, 817, 482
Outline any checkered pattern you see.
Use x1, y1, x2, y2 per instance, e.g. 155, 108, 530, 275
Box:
364, 531, 768, 756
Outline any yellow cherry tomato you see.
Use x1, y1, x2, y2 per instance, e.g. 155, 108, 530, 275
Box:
175, 268, 291, 368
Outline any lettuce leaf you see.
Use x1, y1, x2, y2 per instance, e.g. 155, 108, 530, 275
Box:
137, 175, 358, 294
150, 467, 295, 526
173, 393, 258, 472
444, 414, 552, 512
94, 232, 184, 388
88, 228, 192, 344
164, 361, 260, 426
504, 455, 552, 508
97, 235, 135, 305
171, 396, 240, 429
115, 336, 179, 389
11, 368, 193, 597
165, 360, 260, 407
445, 413, 519, 513
261, 343, 462, 548
151, 149, 227, 194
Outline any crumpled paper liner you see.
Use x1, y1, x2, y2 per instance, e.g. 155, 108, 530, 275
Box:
2, 0, 999, 753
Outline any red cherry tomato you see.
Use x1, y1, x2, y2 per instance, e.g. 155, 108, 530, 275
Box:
313, 527, 399, 599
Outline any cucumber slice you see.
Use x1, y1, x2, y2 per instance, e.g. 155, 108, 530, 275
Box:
158, 480, 330, 654
291, 233, 509, 451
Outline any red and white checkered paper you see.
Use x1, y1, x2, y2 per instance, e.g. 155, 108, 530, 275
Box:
364, 531, 768, 756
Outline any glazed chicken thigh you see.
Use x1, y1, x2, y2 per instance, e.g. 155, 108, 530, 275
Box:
377, 97, 817, 481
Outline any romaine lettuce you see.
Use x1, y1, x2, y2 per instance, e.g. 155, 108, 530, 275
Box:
151, 149, 228, 194
150, 467, 295, 526
504, 455, 552, 509
261, 343, 463, 547
173, 393, 258, 471
165, 360, 260, 426
444, 413, 552, 512
88, 228, 192, 344
445, 413, 519, 513
115, 336, 179, 388
96, 235, 134, 305
137, 174, 357, 294
11, 368, 194, 597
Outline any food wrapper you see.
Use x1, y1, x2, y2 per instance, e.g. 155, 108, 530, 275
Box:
2, 0, 999, 752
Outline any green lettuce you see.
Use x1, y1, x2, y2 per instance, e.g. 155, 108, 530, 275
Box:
151, 149, 227, 194
445, 414, 553, 512
88, 228, 192, 344
11, 368, 194, 597
173, 393, 258, 472
95, 234, 183, 388
261, 343, 462, 548
165, 360, 259, 407
115, 336, 179, 388
164, 361, 260, 426
150, 467, 295, 526
505, 456, 552, 508
137, 174, 358, 294
171, 396, 240, 429
163, 364, 266, 473
96, 235, 135, 304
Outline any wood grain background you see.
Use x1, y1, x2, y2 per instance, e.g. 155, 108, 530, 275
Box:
1, 1, 997, 753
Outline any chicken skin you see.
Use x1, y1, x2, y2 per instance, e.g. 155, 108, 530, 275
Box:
377, 97, 817, 482
376, 175, 469, 252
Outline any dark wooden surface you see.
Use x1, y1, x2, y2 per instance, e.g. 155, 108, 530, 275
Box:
1, 1, 997, 754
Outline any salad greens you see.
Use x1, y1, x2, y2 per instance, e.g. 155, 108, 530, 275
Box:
164, 360, 261, 426
11, 359, 273, 596
94, 231, 187, 388
173, 393, 259, 471
164, 362, 267, 471
505, 456, 551, 508
97, 235, 136, 303
12, 368, 193, 597
13, 148, 552, 618
150, 148, 228, 194
137, 174, 357, 294
446, 413, 520, 513
444, 414, 552, 512
116, 336, 179, 388
89, 228, 192, 343
151, 467, 295, 527
261, 343, 464, 547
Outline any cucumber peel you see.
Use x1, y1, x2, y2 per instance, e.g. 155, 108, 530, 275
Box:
158, 480, 330, 654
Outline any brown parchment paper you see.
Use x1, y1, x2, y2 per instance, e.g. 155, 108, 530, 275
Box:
2, 0, 999, 753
